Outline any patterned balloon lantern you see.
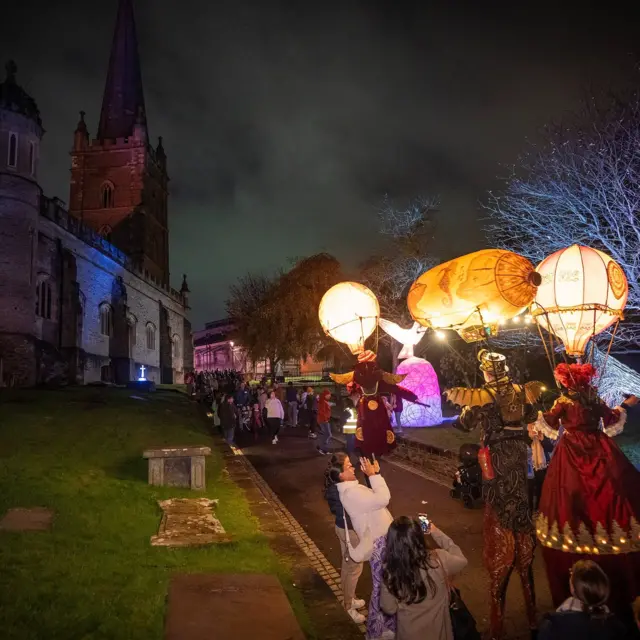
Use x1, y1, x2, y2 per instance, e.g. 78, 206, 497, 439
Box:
395, 357, 442, 427
319, 282, 380, 354
407, 249, 540, 342
532, 245, 628, 356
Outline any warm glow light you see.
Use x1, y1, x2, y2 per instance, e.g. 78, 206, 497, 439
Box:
532, 245, 628, 356
395, 357, 443, 427
319, 282, 380, 354
435, 330, 446, 340
407, 249, 540, 343
512, 316, 521, 324
230, 341, 234, 347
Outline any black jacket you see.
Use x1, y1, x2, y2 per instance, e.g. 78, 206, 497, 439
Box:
325, 483, 353, 530
539, 611, 628, 640
219, 402, 238, 429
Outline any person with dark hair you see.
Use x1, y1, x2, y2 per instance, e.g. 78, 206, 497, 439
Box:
286, 381, 299, 426
317, 389, 334, 455
324, 452, 365, 624
265, 390, 284, 445
218, 394, 238, 446
532, 363, 640, 619
380, 516, 468, 640
338, 456, 395, 639
539, 560, 627, 639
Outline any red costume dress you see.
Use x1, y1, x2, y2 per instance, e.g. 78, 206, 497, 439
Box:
535, 383, 640, 615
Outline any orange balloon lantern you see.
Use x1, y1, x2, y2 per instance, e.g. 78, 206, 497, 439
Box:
531, 244, 628, 356
407, 249, 540, 342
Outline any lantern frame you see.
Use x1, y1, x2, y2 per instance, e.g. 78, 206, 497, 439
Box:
531, 245, 628, 357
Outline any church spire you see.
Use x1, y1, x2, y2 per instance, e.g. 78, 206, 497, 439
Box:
97, 0, 146, 140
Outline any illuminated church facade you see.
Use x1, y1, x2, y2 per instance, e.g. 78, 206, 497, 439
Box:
0, 0, 192, 386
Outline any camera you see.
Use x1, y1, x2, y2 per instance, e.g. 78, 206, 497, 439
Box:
418, 513, 431, 533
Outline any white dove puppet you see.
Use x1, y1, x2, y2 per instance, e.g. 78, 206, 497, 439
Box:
378, 318, 427, 360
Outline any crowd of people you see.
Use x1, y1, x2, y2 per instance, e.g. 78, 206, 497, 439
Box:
189, 365, 640, 640
193, 370, 343, 450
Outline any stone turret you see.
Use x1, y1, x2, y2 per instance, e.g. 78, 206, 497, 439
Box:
0, 60, 44, 385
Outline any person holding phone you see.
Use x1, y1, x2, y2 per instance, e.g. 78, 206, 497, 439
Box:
380, 516, 468, 640
338, 456, 396, 640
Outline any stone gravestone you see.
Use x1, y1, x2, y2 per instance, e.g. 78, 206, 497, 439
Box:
151, 498, 230, 547
0, 507, 55, 531
143, 446, 211, 490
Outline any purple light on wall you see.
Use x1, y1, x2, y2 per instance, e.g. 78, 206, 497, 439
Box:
396, 357, 443, 427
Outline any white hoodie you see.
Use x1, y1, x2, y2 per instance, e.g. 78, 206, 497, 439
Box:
337, 474, 393, 543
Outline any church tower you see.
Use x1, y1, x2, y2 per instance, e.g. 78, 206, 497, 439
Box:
69, 0, 170, 285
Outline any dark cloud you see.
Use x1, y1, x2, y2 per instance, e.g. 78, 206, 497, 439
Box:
2, 1, 639, 327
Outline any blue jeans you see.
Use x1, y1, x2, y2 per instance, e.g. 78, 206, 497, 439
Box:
318, 422, 331, 451
224, 426, 235, 445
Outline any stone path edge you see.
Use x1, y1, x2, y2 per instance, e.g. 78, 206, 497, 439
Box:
217, 439, 366, 638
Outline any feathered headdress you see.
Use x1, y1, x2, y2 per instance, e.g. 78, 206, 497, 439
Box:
554, 363, 596, 391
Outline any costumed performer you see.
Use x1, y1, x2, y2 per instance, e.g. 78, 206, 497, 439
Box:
447, 350, 544, 640
532, 362, 640, 622
331, 350, 418, 459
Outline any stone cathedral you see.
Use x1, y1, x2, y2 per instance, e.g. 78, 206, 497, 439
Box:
0, 0, 193, 386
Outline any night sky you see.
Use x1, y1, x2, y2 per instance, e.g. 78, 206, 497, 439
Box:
2, 1, 639, 328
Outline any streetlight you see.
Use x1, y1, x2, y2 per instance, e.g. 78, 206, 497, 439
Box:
229, 341, 234, 370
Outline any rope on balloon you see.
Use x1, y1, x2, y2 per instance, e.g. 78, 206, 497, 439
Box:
323, 314, 381, 363
530, 301, 621, 402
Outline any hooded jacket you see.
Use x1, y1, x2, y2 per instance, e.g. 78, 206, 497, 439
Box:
325, 483, 353, 530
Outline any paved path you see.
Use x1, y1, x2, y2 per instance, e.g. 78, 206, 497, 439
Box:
236, 425, 553, 639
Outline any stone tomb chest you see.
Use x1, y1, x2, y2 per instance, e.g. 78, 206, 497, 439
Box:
142, 446, 211, 490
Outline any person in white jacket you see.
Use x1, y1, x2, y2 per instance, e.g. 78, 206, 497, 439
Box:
265, 390, 284, 444
337, 458, 396, 640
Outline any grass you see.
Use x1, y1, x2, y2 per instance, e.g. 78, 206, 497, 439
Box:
0, 387, 311, 640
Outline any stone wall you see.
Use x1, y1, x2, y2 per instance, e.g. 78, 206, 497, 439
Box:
37, 212, 190, 384
390, 436, 459, 482
329, 420, 458, 484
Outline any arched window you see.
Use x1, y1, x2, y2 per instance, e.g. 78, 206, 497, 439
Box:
100, 303, 113, 337
8, 132, 18, 168
172, 334, 180, 360
98, 225, 112, 242
35, 278, 53, 319
100, 182, 114, 208
146, 323, 156, 350
127, 314, 137, 347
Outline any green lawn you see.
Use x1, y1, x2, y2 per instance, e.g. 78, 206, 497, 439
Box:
0, 387, 310, 639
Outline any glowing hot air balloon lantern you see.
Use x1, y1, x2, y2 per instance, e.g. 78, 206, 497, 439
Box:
531, 245, 628, 358
319, 282, 380, 354
407, 249, 541, 343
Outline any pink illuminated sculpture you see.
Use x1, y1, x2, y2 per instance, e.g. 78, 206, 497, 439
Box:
395, 357, 443, 427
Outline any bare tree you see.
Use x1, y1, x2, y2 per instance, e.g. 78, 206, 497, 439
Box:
485, 89, 640, 354
361, 195, 440, 368
484, 88, 640, 399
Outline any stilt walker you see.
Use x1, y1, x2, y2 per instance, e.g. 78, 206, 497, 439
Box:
446, 350, 544, 640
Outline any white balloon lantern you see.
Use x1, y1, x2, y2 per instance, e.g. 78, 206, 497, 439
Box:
319, 282, 380, 354
531, 244, 628, 357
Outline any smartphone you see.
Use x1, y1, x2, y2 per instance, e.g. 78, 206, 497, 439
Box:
418, 513, 431, 533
